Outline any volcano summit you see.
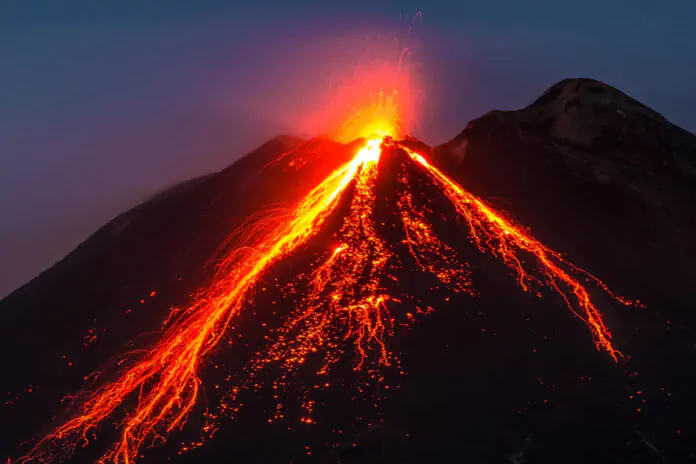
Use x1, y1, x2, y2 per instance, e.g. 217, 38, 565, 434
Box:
3, 79, 696, 464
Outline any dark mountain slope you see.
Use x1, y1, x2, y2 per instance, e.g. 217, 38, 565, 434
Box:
430, 77, 696, 461
0, 135, 361, 454
435, 78, 696, 297
435, 77, 696, 327
2, 80, 696, 463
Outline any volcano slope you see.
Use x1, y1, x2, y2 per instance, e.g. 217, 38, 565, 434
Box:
3, 79, 696, 463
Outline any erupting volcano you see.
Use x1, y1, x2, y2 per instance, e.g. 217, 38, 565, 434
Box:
11, 116, 639, 462
4, 62, 696, 462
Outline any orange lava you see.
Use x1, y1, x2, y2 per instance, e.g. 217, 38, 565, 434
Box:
17, 138, 387, 464
397, 188, 474, 294
402, 146, 629, 361
335, 88, 403, 142
234, 139, 394, 423
16, 131, 635, 463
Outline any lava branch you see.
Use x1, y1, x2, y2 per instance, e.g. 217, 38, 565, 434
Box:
397, 185, 474, 295
402, 146, 632, 362
16, 139, 386, 464
222, 142, 395, 425
295, 158, 394, 372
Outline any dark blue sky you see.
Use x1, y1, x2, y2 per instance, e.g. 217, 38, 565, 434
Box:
2, 0, 695, 297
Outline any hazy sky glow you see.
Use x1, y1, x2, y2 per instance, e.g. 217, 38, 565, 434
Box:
2, 0, 695, 297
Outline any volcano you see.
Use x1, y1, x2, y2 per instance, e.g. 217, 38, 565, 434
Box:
3, 78, 696, 464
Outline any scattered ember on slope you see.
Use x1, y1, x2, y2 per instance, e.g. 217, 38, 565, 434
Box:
397, 187, 474, 294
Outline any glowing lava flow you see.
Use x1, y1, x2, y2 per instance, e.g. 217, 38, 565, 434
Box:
18, 139, 387, 464
232, 141, 394, 424
16, 132, 636, 464
402, 146, 630, 361
397, 188, 474, 294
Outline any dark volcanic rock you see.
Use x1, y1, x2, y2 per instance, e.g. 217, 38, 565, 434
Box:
435, 77, 696, 307
0, 135, 360, 460
433, 77, 696, 463
2, 79, 696, 464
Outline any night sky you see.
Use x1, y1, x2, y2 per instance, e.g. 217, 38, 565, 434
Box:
2, 1, 695, 298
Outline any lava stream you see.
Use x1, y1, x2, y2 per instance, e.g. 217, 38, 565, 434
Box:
18, 139, 386, 464
402, 146, 630, 361
16, 136, 635, 464
397, 188, 474, 294
230, 151, 394, 424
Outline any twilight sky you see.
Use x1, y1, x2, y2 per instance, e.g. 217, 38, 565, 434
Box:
2, 0, 695, 297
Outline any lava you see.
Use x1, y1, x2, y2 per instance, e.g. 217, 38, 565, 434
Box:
17, 138, 388, 464
16, 133, 635, 463
249, 137, 394, 379
335, 89, 403, 142
233, 143, 394, 424
402, 147, 631, 361
397, 187, 474, 294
